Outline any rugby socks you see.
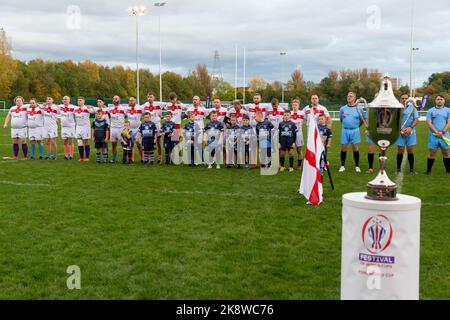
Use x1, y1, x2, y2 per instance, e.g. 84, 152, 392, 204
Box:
280, 156, 285, 167
340, 151, 347, 166
102, 148, 108, 162
85, 145, 90, 160
53, 152, 57, 160
150, 150, 155, 163
397, 154, 403, 170
78, 146, 84, 159
96, 152, 101, 162
289, 156, 294, 168
427, 158, 435, 173
122, 151, 128, 164
353, 151, 360, 167
22, 144, 28, 158
368, 153, 374, 169
444, 157, 450, 173
47, 152, 51, 159
298, 159, 302, 167
30, 144, 36, 158
38, 144, 44, 158
408, 153, 415, 170
13, 144, 19, 158
63, 145, 69, 157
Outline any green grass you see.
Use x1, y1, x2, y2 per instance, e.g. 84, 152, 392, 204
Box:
0, 115, 448, 299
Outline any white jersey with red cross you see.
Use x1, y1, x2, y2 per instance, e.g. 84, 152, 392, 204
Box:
108, 104, 128, 129
126, 105, 144, 129
302, 105, 330, 125
8, 105, 28, 129
164, 102, 184, 128
186, 105, 207, 130
74, 106, 92, 128
142, 102, 163, 125
59, 104, 76, 127
42, 104, 60, 131
27, 106, 44, 128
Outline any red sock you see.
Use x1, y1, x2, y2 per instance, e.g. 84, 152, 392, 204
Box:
63, 145, 69, 157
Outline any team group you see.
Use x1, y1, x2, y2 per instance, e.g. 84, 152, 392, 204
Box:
3, 91, 450, 174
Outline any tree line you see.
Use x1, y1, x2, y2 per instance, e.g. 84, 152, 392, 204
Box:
0, 33, 448, 107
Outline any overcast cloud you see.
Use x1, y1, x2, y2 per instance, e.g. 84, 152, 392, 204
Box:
1, 0, 449, 87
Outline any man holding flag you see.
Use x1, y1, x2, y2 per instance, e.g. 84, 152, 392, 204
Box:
299, 114, 325, 205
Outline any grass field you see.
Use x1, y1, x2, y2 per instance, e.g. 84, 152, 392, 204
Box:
0, 114, 448, 300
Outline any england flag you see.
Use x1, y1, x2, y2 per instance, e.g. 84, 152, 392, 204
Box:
299, 116, 324, 205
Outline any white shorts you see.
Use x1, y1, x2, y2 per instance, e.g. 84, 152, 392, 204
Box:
295, 130, 304, 147
11, 127, 27, 139
110, 127, 123, 143
28, 127, 44, 141
130, 128, 140, 143
75, 126, 91, 140
155, 123, 162, 136
43, 126, 58, 139
62, 126, 75, 139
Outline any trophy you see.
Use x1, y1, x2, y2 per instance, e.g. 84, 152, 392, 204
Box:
365, 76, 404, 201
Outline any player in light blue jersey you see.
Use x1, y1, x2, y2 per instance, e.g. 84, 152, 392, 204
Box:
396, 94, 419, 175
426, 95, 450, 175
338, 92, 364, 173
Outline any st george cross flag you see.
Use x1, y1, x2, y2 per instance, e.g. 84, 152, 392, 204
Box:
299, 116, 325, 205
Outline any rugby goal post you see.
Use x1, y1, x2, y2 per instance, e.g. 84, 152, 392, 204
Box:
0, 101, 6, 112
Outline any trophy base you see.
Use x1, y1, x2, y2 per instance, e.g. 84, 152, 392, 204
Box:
366, 183, 398, 201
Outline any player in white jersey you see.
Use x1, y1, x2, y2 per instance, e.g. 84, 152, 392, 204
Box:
291, 98, 305, 170
27, 98, 45, 159
74, 96, 94, 161
302, 94, 332, 128
244, 93, 268, 127
267, 98, 285, 128
3, 96, 29, 160
41, 96, 60, 160
207, 98, 228, 125
126, 96, 144, 162
91, 97, 110, 122
143, 92, 163, 163
108, 95, 128, 162
59, 96, 76, 160
227, 100, 248, 127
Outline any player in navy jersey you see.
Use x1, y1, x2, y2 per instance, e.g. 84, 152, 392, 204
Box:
278, 111, 297, 172
240, 115, 254, 169
138, 113, 158, 164
225, 115, 241, 168
318, 114, 333, 149
203, 111, 224, 169
161, 111, 177, 164
255, 111, 274, 168
183, 112, 201, 166
91, 110, 110, 163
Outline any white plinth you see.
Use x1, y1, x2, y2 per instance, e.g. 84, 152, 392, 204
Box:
341, 192, 421, 300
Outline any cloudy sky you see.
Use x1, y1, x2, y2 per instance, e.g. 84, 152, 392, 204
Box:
1, 0, 449, 87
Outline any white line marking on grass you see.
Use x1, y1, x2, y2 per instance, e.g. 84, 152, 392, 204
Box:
0, 180, 51, 187
396, 153, 407, 193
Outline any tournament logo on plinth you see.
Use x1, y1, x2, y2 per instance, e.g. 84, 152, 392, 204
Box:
359, 215, 395, 264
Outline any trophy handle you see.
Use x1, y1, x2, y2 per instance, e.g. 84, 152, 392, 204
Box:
356, 97, 369, 129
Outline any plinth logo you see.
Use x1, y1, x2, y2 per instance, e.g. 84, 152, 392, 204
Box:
362, 215, 393, 254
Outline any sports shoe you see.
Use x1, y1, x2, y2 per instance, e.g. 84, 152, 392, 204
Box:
410, 170, 418, 176
297, 166, 302, 171
69, 157, 73, 160
397, 169, 402, 174
280, 167, 285, 172
21, 157, 27, 161
78, 158, 84, 162
83, 158, 90, 162
339, 166, 346, 172
216, 164, 221, 169
64, 156, 69, 160
12, 156, 18, 160
366, 168, 374, 173
208, 164, 212, 169
289, 167, 294, 172
39, 156, 43, 160
30, 157, 35, 160
355, 167, 361, 173
426, 171, 431, 176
